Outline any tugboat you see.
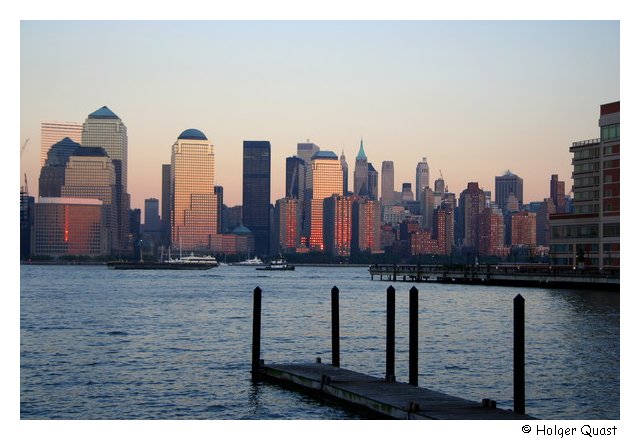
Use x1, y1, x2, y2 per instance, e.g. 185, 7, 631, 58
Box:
256, 256, 295, 271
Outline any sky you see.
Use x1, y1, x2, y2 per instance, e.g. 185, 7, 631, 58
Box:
19, 19, 620, 215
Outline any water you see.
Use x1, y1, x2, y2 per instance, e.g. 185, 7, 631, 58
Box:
20, 264, 619, 420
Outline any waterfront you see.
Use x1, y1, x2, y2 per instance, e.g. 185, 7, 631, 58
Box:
20, 264, 619, 420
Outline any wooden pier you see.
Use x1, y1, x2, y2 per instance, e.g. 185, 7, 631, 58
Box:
251, 286, 536, 420
368, 264, 619, 291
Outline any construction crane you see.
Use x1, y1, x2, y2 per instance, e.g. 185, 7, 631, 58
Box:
21, 139, 30, 157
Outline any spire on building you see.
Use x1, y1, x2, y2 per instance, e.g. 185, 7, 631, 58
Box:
356, 138, 367, 161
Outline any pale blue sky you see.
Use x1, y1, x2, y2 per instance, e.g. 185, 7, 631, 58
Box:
20, 20, 619, 210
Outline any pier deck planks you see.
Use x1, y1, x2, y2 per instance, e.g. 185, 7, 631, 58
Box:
258, 362, 535, 420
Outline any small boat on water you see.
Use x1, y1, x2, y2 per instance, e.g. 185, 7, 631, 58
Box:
256, 257, 295, 271
235, 256, 265, 266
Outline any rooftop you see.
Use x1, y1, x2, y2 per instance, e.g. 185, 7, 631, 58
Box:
178, 129, 208, 141
88, 106, 119, 120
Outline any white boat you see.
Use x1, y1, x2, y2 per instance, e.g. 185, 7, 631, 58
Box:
256, 257, 295, 271
169, 252, 219, 266
236, 256, 265, 266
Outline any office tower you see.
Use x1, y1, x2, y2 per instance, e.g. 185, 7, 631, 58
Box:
161, 164, 171, 246
536, 199, 556, 246
171, 129, 217, 251
275, 197, 300, 252
550, 101, 620, 268
38, 137, 82, 197
144, 198, 161, 235
415, 157, 430, 202
33, 198, 108, 256
495, 170, 523, 214
285, 156, 305, 199
305, 151, 343, 251
511, 211, 537, 246
460, 182, 485, 248
20, 189, 35, 259
550, 174, 567, 214
242, 140, 271, 256
60, 147, 117, 250
40, 121, 83, 167
214, 186, 224, 234
401, 183, 414, 202
297, 142, 320, 165
478, 206, 505, 257
381, 161, 394, 206
323, 195, 352, 257
340, 150, 349, 195
81, 106, 130, 251
352, 198, 381, 253
353, 138, 368, 197
420, 186, 435, 230
367, 163, 378, 200
434, 176, 445, 196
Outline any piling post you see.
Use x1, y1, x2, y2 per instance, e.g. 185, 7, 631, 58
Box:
331, 286, 340, 368
409, 286, 419, 386
386, 285, 396, 382
514, 294, 525, 414
251, 286, 262, 381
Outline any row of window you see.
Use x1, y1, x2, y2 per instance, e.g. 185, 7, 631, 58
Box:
601, 123, 620, 141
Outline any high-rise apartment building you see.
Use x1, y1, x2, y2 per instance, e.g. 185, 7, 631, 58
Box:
550, 174, 567, 214
40, 121, 83, 168
81, 106, 130, 251
511, 211, 537, 246
380, 161, 394, 207
478, 206, 506, 257
274, 197, 300, 252
420, 187, 435, 230
352, 198, 381, 253
170, 129, 217, 251
550, 101, 620, 268
415, 157, 430, 202
242, 141, 271, 256
304, 151, 343, 251
353, 139, 368, 197
323, 194, 353, 257
460, 182, 485, 248
495, 170, 523, 214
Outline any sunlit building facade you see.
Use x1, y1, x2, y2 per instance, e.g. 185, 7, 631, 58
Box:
511, 211, 537, 247
33, 198, 108, 256
304, 151, 343, 251
323, 195, 353, 257
275, 197, 300, 252
81, 106, 130, 251
170, 129, 217, 251
352, 198, 381, 253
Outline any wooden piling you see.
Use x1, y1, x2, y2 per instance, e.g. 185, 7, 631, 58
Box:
514, 294, 525, 414
251, 286, 262, 381
331, 286, 340, 368
409, 286, 419, 386
386, 285, 396, 382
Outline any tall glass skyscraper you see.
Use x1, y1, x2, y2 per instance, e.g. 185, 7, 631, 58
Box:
494, 170, 523, 214
170, 129, 217, 251
415, 157, 430, 202
243, 141, 271, 256
81, 106, 130, 251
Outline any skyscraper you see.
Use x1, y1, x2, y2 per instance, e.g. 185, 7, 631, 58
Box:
460, 182, 485, 248
275, 197, 300, 252
170, 129, 217, 251
38, 137, 82, 198
144, 198, 161, 233
305, 151, 343, 251
380, 161, 394, 207
340, 150, 349, 196
242, 140, 271, 256
415, 157, 430, 202
401, 183, 413, 202
352, 198, 381, 253
367, 163, 378, 200
81, 106, 130, 251
353, 139, 368, 197
285, 156, 305, 199
495, 170, 523, 214
511, 211, 537, 246
161, 164, 171, 246
40, 121, 83, 168
323, 194, 352, 257
550, 174, 567, 214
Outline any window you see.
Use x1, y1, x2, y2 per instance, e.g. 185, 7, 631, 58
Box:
601, 124, 620, 141
602, 223, 620, 238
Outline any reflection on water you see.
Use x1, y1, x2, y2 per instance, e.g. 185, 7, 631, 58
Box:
20, 265, 619, 419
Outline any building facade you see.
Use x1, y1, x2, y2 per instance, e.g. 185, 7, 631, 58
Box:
323, 195, 353, 257
40, 121, 83, 168
242, 140, 271, 256
511, 211, 537, 247
274, 197, 300, 252
170, 129, 217, 251
380, 161, 394, 207
549, 101, 620, 269
495, 170, 523, 215
415, 157, 430, 202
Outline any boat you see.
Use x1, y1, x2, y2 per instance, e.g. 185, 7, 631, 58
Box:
107, 252, 218, 270
256, 257, 295, 271
235, 256, 265, 266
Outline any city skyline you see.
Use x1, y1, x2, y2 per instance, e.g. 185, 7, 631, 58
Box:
20, 20, 619, 215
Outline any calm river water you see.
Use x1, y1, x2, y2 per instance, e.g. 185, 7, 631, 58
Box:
20, 264, 619, 420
